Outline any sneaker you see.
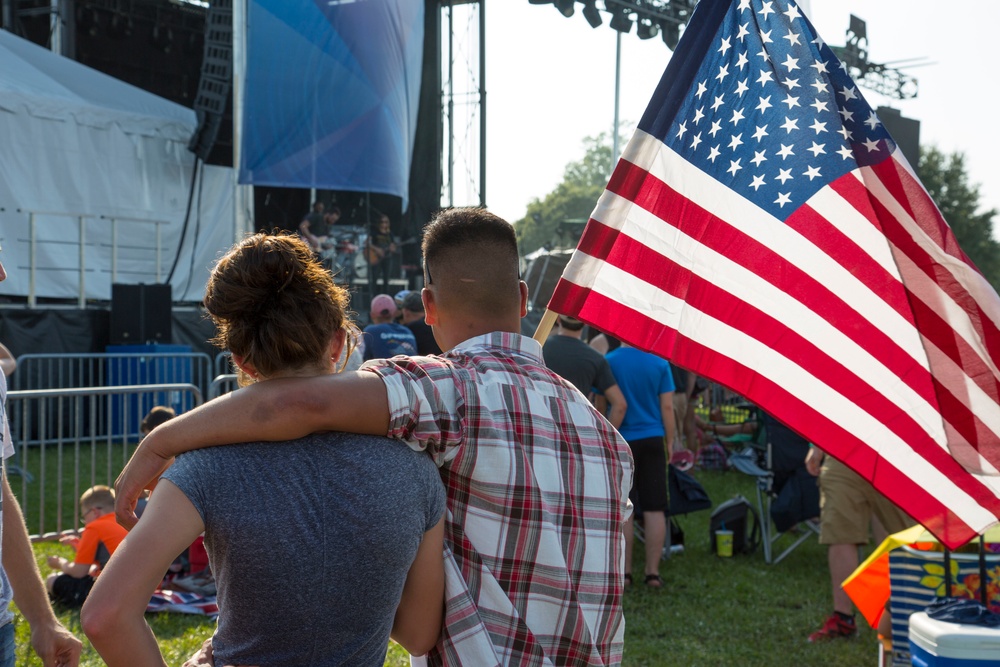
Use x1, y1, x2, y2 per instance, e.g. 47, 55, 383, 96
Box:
808, 613, 857, 642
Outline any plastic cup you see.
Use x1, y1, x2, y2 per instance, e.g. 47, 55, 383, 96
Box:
715, 529, 734, 557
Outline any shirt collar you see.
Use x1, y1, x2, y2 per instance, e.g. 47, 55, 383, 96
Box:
449, 331, 544, 363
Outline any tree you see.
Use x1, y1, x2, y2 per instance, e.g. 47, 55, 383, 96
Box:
515, 132, 615, 255
918, 146, 1000, 288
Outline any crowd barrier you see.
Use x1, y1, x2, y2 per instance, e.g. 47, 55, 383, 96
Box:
11, 351, 214, 416
209, 374, 238, 399
214, 351, 233, 378
7, 384, 203, 540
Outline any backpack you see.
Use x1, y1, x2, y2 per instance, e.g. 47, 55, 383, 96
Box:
709, 495, 761, 556
697, 441, 729, 471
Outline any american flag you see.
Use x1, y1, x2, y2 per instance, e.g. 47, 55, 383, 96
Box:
548, 0, 1000, 548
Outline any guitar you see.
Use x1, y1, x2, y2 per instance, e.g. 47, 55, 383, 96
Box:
366, 237, 417, 266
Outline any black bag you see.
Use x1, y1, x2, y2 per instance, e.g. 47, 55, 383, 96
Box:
709, 495, 761, 555
668, 463, 712, 516
770, 466, 820, 533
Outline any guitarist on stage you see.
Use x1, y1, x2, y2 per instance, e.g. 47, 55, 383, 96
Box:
366, 213, 397, 295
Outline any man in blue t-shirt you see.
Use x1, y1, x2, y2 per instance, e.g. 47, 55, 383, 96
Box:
606, 344, 675, 588
362, 293, 417, 361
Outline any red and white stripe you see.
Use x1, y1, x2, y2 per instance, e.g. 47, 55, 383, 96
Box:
549, 129, 1000, 547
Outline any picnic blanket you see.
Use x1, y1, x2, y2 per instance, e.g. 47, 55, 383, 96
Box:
147, 589, 219, 618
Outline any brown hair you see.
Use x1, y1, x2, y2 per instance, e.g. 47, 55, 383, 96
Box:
205, 233, 353, 384
140, 405, 176, 434
80, 485, 115, 513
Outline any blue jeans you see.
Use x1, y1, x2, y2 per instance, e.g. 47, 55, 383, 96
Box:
0, 621, 14, 667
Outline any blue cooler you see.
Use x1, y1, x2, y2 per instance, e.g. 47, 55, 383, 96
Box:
908, 611, 1000, 666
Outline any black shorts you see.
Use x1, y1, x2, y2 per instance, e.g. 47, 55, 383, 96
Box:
627, 435, 669, 513
50, 573, 95, 608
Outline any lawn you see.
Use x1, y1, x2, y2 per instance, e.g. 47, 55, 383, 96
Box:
15, 466, 882, 666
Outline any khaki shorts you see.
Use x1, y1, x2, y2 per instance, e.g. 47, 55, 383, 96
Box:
818, 457, 912, 545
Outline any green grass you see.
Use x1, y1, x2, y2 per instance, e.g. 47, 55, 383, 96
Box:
11, 441, 137, 538
622, 470, 877, 666
16, 463, 881, 665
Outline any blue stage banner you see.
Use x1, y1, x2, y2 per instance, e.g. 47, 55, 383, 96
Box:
240, 0, 423, 204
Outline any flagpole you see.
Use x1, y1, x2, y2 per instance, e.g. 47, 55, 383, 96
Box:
532, 309, 559, 345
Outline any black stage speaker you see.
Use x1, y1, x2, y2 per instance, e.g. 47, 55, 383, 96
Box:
188, 0, 233, 162
110, 284, 172, 344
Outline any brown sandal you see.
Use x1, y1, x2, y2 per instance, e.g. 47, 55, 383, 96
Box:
645, 574, 663, 588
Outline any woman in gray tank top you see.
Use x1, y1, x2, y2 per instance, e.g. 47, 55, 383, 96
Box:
82, 233, 446, 666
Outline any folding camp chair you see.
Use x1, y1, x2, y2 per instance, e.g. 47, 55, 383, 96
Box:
728, 413, 819, 564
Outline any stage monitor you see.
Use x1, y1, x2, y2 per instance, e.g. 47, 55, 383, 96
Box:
110, 283, 172, 345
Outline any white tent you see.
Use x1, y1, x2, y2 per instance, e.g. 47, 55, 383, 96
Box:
0, 28, 237, 303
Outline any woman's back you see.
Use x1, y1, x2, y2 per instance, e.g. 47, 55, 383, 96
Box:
163, 432, 446, 666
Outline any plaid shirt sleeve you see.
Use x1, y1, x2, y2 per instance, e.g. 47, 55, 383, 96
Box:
362, 354, 467, 466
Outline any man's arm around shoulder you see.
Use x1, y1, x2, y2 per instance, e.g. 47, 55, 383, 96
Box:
116, 371, 390, 528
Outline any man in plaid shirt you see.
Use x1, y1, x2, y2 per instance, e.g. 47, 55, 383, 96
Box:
117, 208, 634, 666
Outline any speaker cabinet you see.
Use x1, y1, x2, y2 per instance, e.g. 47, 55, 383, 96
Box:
110, 284, 172, 344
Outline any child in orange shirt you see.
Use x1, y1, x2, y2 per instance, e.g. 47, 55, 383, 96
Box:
46, 485, 128, 607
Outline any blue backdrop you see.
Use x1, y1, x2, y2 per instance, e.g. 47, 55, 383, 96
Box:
240, 0, 423, 205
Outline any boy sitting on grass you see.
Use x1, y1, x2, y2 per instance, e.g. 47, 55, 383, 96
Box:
45, 485, 127, 607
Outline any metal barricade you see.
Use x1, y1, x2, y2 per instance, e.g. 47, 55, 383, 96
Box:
7, 383, 203, 541
11, 351, 214, 401
214, 351, 233, 378
209, 374, 239, 399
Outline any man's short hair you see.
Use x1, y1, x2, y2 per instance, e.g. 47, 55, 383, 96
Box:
401, 291, 424, 313
80, 485, 115, 513
421, 208, 520, 318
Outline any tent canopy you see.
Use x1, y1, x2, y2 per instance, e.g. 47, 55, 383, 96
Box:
0, 29, 235, 303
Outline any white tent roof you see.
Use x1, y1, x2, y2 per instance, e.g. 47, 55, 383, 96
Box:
0, 28, 235, 303
0, 27, 194, 140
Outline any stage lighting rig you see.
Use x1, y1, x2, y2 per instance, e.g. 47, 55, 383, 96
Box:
525, 0, 696, 49
829, 14, 923, 100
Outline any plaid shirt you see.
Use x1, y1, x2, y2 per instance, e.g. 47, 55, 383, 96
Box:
364, 332, 633, 666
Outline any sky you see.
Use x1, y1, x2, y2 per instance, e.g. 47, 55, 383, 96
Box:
477, 1, 1000, 230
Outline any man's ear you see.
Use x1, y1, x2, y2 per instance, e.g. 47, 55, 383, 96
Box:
518, 281, 529, 318
422, 287, 438, 326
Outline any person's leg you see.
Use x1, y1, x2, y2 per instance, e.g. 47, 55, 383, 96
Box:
672, 392, 688, 450
631, 435, 668, 587
643, 510, 666, 585
810, 458, 865, 641
829, 543, 859, 615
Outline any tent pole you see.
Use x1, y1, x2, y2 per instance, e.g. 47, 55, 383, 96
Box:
111, 218, 118, 283
78, 216, 85, 308
29, 213, 36, 309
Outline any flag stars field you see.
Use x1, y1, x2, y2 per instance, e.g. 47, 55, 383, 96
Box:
666, 0, 895, 217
